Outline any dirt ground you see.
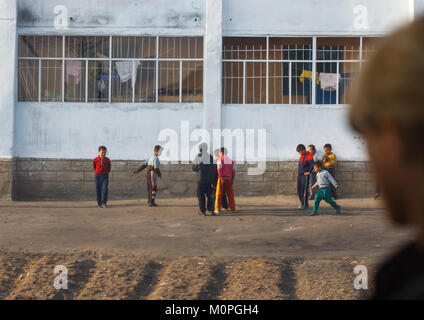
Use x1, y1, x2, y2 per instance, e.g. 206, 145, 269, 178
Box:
0, 195, 414, 300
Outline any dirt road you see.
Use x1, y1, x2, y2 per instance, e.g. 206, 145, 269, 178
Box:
0, 196, 414, 299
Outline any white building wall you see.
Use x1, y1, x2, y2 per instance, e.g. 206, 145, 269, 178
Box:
14, 103, 203, 160
223, 0, 412, 35
9, 0, 413, 162
17, 0, 205, 35
0, 0, 17, 158
222, 105, 365, 161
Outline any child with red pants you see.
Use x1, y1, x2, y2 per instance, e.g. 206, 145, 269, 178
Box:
214, 148, 237, 214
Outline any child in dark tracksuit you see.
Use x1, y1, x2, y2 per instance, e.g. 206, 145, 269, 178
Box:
192, 143, 217, 216
296, 144, 314, 209
93, 146, 111, 208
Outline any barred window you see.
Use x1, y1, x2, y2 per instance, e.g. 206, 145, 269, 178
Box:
222, 36, 380, 105
362, 37, 383, 61
158, 37, 203, 102
268, 38, 312, 104
315, 38, 360, 105
17, 36, 203, 103
18, 36, 63, 102
66, 36, 109, 102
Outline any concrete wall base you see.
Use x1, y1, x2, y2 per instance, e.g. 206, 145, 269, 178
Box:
10, 158, 377, 201
0, 159, 15, 200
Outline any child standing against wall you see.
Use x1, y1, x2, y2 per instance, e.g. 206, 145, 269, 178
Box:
322, 143, 338, 199
296, 144, 314, 209
307, 144, 320, 200
133, 145, 163, 207
93, 146, 111, 208
311, 161, 341, 216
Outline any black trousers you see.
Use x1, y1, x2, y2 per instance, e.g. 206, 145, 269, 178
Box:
95, 174, 109, 205
146, 171, 158, 204
197, 185, 214, 213
324, 168, 337, 198
309, 171, 317, 200
297, 174, 310, 207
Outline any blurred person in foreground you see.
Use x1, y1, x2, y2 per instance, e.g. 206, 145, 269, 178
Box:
350, 17, 424, 299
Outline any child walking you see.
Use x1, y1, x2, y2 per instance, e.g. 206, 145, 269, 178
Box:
93, 146, 111, 208
214, 148, 236, 214
133, 145, 163, 207
322, 143, 338, 199
311, 161, 341, 216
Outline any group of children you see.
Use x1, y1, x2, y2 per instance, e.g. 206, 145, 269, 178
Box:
296, 143, 341, 216
192, 144, 237, 216
92, 143, 340, 216
91, 143, 237, 214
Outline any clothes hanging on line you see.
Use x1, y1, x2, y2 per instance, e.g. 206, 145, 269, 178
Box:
65, 60, 81, 85
299, 70, 319, 85
115, 60, 140, 88
319, 73, 340, 91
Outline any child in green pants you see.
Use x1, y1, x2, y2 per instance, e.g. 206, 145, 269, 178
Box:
311, 161, 341, 216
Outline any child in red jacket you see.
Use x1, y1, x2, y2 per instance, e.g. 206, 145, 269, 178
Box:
93, 146, 111, 208
214, 148, 237, 214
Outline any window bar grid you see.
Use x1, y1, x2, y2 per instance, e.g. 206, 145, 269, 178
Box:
179, 60, 182, 103
243, 60, 246, 104
155, 36, 159, 103
62, 36, 65, 102
132, 60, 135, 103
252, 47, 255, 103
312, 37, 317, 105
237, 46, 240, 103
223, 56, 226, 103
85, 59, 88, 103
336, 62, 340, 104
289, 61, 292, 105
109, 35, 112, 103
266, 36, 269, 104
38, 59, 41, 102
230, 48, 233, 104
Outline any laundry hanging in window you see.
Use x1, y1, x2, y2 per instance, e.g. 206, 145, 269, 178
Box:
65, 60, 81, 85
299, 70, 319, 85
115, 61, 140, 88
319, 73, 340, 91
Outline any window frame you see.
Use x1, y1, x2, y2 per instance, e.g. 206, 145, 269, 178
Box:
222, 35, 380, 106
17, 35, 204, 104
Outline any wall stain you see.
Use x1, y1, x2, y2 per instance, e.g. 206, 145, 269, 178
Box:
18, 8, 40, 24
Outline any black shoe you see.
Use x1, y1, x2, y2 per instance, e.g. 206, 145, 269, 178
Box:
198, 210, 206, 216
151, 202, 158, 207
97, 204, 102, 208
209, 211, 216, 216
